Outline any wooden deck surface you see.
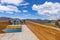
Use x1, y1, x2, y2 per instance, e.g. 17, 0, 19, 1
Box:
6, 25, 22, 28
0, 25, 39, 40
0, 21, 60, 40
0, 22, 22, 33
24, 21, 60, 40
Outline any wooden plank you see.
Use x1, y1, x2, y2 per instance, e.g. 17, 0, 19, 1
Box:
0, 25, 39, 40
25, 21, 60, 40
6, 25, 22, 28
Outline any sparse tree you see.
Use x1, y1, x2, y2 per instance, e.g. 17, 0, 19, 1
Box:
55, 21, 60, 27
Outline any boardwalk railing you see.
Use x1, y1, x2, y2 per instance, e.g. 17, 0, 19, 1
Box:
24, 21, 60, 40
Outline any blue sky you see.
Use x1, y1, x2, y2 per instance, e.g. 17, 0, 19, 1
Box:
0, 0, 60, 20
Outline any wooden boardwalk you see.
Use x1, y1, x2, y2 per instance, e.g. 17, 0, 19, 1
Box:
0, 25, 39, 40
25, 21, 60, 40
6, 25, 22, 28
0, 22, 22, 33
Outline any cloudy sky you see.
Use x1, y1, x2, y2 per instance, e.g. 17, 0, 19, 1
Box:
0, 0, 60, 20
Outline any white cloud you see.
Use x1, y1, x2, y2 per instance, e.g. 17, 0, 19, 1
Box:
0, 5, 19, 12
32, 1, 60, 20
1, 0, 23, 6
0, 0, 30, 14
0, 0, 29, 14
0, 5, 20, 14
24, 14, 31, 16
23, 10, 28, 12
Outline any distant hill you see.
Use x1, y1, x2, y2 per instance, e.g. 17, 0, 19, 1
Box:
25, 19, 52, 24
25, 19, 60, 27
0, 17, 24, 24
0, 17, 13, 22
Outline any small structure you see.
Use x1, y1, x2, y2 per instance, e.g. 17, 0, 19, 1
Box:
9, 19, 22, 25
2, 19, 22, 33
